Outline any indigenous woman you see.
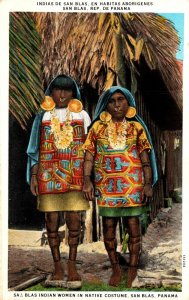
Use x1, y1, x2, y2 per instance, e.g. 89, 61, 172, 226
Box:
27, 74, 91, 287
83, 86, 157, 288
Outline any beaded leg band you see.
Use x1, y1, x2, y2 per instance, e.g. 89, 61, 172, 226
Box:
47, 232, 60, 262
127, 236, 141, 288
128, 236, 141, 267
103, 217, 121, 287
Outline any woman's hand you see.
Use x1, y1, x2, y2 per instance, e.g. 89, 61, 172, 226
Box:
143, 183, 153, 205
30, 175, 39, 196
83, 176, 94, 201
144, 183, 153, 197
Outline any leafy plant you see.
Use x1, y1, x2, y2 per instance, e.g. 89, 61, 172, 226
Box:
9, 12, 44, 129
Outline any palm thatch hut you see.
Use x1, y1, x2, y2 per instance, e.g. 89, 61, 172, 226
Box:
9, 12, 182, 237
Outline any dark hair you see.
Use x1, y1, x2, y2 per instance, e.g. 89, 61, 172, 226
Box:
49, 75, 77, 97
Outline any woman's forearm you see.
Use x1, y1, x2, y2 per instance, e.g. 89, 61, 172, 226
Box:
83, 151, 94, 179
140, 150, 152, 185
31, 164, 39, 176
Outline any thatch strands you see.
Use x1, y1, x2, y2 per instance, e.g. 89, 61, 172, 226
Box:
34, 13, 113, 90
9, 12, 44, 129
9, 12, 182, 127
33, 12, 182, 111
120, 13, 182, 109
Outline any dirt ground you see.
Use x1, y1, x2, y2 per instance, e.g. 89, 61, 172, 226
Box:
8, 203, 182, 289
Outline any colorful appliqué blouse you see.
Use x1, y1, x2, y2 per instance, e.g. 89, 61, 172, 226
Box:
38, 109, 91, 195
84, 120, 151, 209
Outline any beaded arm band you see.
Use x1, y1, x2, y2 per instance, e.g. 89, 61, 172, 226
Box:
142, 162, 151, 168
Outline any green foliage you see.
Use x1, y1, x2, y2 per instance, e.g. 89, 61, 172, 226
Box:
171, 189, 182, 203
9, 12, 44, 129
26, 281, 181, 292
122, 232, 129, 254
139, 213, 150, 234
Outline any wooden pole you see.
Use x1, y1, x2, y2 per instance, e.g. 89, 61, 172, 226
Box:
84, 201, 93, 243
9, 274, 47, 291
111, 14, 127, 87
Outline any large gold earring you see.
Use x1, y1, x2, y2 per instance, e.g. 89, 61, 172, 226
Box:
126, 107, 136, 118
40, 96, 55, 111
100, 111, 112, 122
68, 99, 83, 112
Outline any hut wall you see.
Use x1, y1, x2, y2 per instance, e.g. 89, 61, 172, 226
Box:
136, 92, 165, 219
164, 130, 182, 193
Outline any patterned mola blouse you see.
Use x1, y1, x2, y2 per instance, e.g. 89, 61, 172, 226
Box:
84, 120, 151, 209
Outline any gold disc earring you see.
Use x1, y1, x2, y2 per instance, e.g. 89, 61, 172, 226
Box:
126, 107, 136, 118
68, 99, 83, 112
40, 96, 56, 111
100, 111, 112, 123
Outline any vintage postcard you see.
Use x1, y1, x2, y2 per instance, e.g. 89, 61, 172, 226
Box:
0, 0, 189, 299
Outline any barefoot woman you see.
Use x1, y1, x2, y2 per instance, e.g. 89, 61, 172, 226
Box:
27, 74, 91, 287
83, 86, 157, 288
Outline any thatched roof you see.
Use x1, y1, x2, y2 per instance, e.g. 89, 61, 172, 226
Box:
9, 12, 182, 129
34, 12, 182, 112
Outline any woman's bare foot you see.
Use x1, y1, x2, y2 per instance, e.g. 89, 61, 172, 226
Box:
51, 261, 64, 280
127, 266, 137, 288
109, 263, 122, 287
67, 260, 81, 281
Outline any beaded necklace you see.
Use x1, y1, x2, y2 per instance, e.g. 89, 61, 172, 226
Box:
106, 118, 127, 150
50, 108, 73, 150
